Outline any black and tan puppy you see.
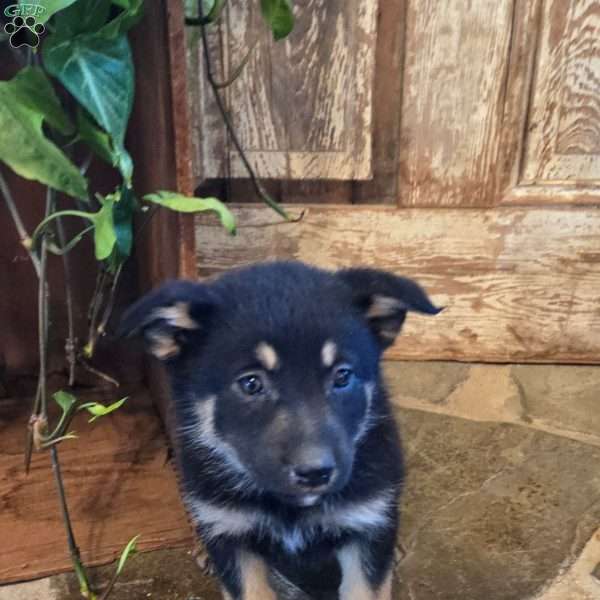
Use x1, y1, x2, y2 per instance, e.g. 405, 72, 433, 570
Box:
120, 261, 441, 600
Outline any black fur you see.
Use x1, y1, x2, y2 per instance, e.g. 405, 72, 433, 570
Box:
120, 261, 441, 599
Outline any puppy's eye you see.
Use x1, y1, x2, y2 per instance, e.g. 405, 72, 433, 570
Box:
333, 366, 354, 389
237, 374, 264, 396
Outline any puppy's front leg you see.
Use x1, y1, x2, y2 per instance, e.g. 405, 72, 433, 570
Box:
237, 551, 278, 600
205, 537, 277, 600
337, 538, 394, 600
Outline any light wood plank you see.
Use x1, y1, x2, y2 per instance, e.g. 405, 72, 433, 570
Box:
196, 205, 600, 363
186, 0, 377, 180
502, 185, 600, 206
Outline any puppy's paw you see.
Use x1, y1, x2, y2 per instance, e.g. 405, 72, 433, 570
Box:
193, 546, 216, 576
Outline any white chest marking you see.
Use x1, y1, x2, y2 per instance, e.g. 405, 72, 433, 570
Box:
186, 489, 395, 553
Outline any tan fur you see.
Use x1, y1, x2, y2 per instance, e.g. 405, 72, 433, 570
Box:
376, 570, 393, 600
365, 295, 404, 319
321, 340, 337, 367
337, 544, 393, 600
148, 331, 180, 359
255, 342, 279, 371
154, 301, 199, 330
239, 551, 277, 600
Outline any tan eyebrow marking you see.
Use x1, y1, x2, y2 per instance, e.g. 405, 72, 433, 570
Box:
255, 342, 279, 371
321, 340, 337, 368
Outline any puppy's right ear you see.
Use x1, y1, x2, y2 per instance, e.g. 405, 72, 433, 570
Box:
118, 280, 215, 360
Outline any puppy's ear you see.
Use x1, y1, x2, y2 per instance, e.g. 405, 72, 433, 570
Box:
118, 280, 215, 360
338, 268, 443, 349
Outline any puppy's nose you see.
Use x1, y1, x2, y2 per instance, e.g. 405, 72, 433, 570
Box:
292, 465, 335, 489
291, 446, 336, 489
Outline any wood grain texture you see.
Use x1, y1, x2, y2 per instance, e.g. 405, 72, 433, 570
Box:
502, 185, 600, 206
187, 0, 377, 180
522, 0, 600, 183
0, 390, 192, 584
196, 205, 600, 363
217, 0, 405, 205
129, 0, 198, 428
352, 0, 406, 204
398, 0, 514, 207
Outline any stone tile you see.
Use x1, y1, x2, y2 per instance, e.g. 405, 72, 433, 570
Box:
394, 408, 600, 600
383, 361, 471, 405
0, 577, 58, 600
531, 528, 600, 600
511, 365, 600, 441
385, 362, 600, 448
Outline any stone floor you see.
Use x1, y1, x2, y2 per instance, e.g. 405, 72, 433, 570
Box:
1, 362, 599, 600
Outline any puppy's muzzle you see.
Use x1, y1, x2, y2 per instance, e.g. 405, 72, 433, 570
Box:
289, 446, 337, 492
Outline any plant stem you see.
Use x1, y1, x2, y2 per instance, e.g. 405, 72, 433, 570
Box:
30, 209, 95, 252
85, 268, 108, 357
97, 569, 119, 600
39, 191, 93, 598
50, 445, 93, 598
77, 357, 120, 387
38, 189, 52, 418
96, 264, 123, 341
0, 168, 41, 276
56, 217, 77, 386
197, 1, 288, 220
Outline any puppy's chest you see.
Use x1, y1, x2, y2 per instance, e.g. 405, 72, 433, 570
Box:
187, 491, 394, 554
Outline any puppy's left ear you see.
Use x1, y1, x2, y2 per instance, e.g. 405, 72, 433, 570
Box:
338, 268, 443, 349
118, 280, 215, 360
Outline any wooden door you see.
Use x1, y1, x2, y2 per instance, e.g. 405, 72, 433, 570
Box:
187, 0, 600, 364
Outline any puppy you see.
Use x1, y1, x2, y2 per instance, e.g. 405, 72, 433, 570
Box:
120, 261, 441, 600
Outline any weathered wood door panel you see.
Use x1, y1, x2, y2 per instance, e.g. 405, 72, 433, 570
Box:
189, 0, 600, 363
187, 0, 377, 180
399, 0, 516, 207
397, 0, 600, 207
522, 0, 600, 184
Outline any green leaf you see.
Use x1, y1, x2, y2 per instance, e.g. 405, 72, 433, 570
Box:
76, 109, 133, 182
98, 0, 145, 38
17, 0, 78, 24
0, 73, 87, 199
10, 67, 74, 135
53, 390, 77, 413
53, 0, 113, 37
111, 186, 137, 259
116, 535, 140, 576
260, 0, 294, 41
185, 0, 224, 22
114, 141, 133, 183
93, 195, 117, 260
77, 108, 114, 165
144, 191, 236, 235
204, 0, 225, 21
105, 185, 137, 272
43, 31, 134, 151
81, 396, 128, 422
